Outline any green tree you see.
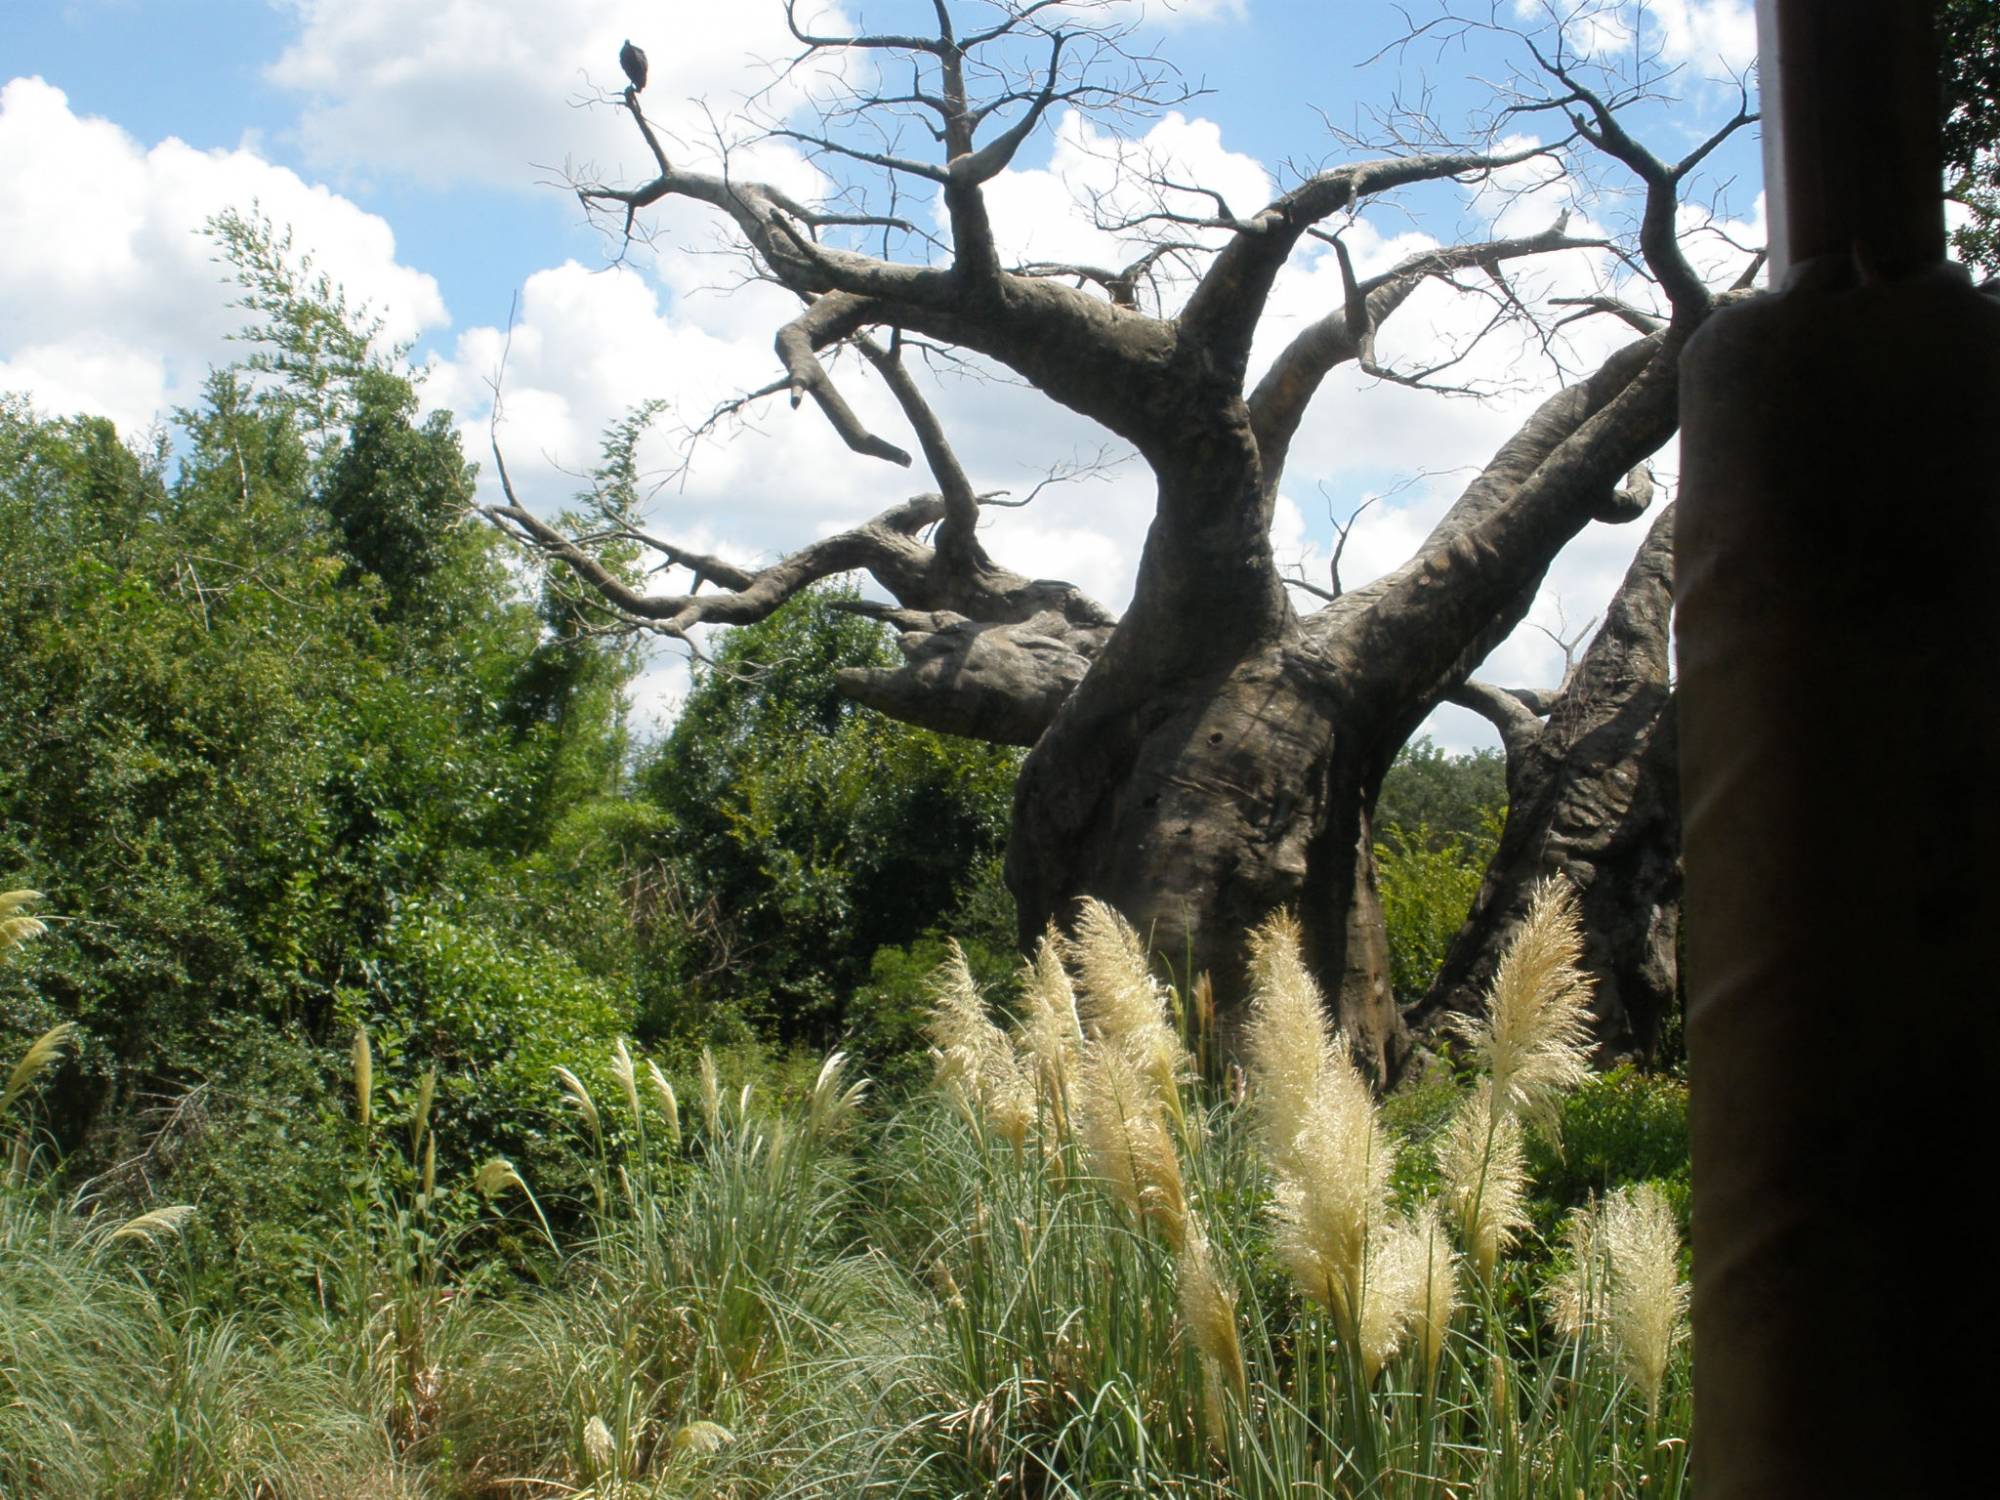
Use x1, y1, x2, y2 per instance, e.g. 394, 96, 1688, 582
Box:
1374, 737, 1507, 855
1942, 0, 2000, 275
0, 224, 639, 1174
636, 585, 1020, 1050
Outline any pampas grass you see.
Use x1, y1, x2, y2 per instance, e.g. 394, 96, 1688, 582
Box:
1550, 1183, 1689, 1422
0, 889, 44, 952
2, 1021, 74, 1116
1451, 877, 1595, 1139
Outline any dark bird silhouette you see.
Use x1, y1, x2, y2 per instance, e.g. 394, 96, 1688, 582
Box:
619, 39, 649, 94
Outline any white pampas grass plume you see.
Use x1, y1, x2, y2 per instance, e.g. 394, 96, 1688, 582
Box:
809, 1049, 868, 1137
553, 1065, 601, 1142
582, 1414, 617, 1475
646, 1060, 682, 1153
699, 1049, 722, 1133
2, 1021, 75, 1115
1268, 1039, 1395, 1335
0, 889, 46, 952
1452, 877, 1595, 1139
610, 1039, 641, 1127
1600, 1184, 1688, 1412
109, 1203, 195, 1245
1438, 1084, 1532, 1282
1244, 910, 1340, 1174
1068, 898, 1186, 1106
1547, 1198, 1602, 1343
1547, 1185, 1688, 1416
1076, 1039, 1188, 1248
1407, 1200, 1460, 1383
473, 1156, 528, 1199
1357, 1215, 1429, 1382
1014, 930, 1083, 1126
1178, 1227, 1248, 1405
673, 1419, 735, 1453
927, 941, 1032, 1148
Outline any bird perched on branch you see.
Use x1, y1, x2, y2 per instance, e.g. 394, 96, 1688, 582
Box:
619, 39, 648, 94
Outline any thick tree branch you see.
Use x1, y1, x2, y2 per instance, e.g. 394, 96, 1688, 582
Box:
1447, 678, 1547, 772
1248, 215, 1605, 480
1179, 143, 1550, 382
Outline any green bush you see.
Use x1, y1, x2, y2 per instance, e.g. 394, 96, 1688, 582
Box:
1376, 822, 1491, 1004
1526, 1064, 1691, 1234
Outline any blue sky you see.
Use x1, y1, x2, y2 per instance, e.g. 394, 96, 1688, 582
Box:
1, 0, 1766, 742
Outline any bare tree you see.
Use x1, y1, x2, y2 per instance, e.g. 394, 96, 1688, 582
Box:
486, 2, 1756, 1081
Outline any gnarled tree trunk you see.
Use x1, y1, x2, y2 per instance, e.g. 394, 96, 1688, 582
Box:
1408, 502, 1682, 1062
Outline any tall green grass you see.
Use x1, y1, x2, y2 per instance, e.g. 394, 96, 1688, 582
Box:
0, 878, 1690, 1498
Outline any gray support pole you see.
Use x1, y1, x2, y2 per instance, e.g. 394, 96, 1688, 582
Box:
1679, 5, 2000, 1495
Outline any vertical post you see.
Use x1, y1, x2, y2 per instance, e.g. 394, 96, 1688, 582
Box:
1680, 5, 2000, 1496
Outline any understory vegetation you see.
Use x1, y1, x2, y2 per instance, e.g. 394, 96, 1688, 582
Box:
0, 216, 1688, 1499
2, 884, 1689, 1499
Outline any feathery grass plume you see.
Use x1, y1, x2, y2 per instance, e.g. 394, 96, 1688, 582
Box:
411, 1068, 436, 1150
420, 1131, 436, 1202
809, 1049, 868, 1137
1598, 1183, 1689, 1414
609, 1038, 642, 1127
1068, 898, 1186, 1107
0, 888, 45, 952
108, 1203, 196, 1245
927, 941, 1032, 1148
1268, 1038, 1395, 1339
351, 1026, 373, 1135
1407, 1200, 1460, 1384
473, 1154, 558, 1251
554, 1065, 601, 1142
1438, 1084, 1532, 1282
1244, 910, 1340, 1174
1178, 1226, 1248, 1405
2, 1020, 76, 1115
673, 1419, 735, 1453
699, 1048, 722, 1134
1013, 929, 1083, 1126
1357, 1215, 1431, 1382
1076, 1039, 1188, 1248
582, 1414, 617, 1475
1546, 1198, 1603, 1343
646, 1059, 682, 1153
1453, 876, 1595, 1140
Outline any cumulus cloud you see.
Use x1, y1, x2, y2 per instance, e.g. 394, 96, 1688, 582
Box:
1649, 0, 1756, 74
267, 0, 849, 190
0, 76, 445, 434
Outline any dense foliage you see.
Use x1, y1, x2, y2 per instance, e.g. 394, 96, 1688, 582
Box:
634, 586, 1021, 1061
0, 215, 1014, 1220
1942, 0, 2000, 275
1374, 739, 1507, 1005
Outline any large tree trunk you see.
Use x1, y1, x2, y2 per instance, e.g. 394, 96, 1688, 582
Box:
1408, 503, 1682, 1061
1009, 624, 1410, 1080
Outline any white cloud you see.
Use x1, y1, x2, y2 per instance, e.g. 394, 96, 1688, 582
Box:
0, 76, 445, 434
1649, 0, 1757, 74
267, 0, 850, 190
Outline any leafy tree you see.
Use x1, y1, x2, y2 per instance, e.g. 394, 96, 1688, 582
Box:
1374, 738, 1507, 856
636, 585, 1020, 1050
0, 226, 639, 1172
1941, 0, 2000, 275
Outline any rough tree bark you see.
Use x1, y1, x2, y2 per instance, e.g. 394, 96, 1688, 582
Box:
1406, 501, 1681, 1062
487, 4, 1755, 1082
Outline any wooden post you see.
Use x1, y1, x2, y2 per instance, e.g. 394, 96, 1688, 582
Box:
1680, 5, 2000, 1495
